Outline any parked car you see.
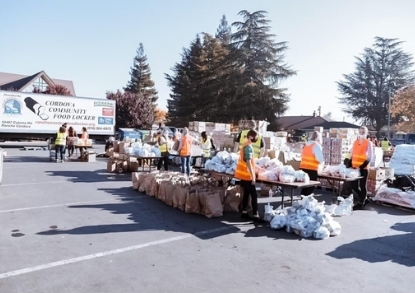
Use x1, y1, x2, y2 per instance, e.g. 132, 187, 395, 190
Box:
390, 133, 415, 146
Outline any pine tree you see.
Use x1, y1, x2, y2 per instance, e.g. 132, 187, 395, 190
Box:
216, 15, 231, 45
338, 37, 414, 134
125, 43, 158, 109
229, 10, 296, 129
166, 36, 205, 126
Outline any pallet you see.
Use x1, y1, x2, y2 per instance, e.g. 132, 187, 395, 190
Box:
22, 146, 48, 151
374, 200, 415, 212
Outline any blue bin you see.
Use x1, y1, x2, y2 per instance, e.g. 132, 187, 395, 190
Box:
118, 128, 143, 141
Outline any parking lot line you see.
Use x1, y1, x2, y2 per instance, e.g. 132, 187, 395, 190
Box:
0, 226, 233, 279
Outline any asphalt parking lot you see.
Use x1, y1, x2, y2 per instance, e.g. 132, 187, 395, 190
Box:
0, 147, 414, 293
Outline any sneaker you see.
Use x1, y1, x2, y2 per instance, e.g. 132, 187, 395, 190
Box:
241, 213, 251, 220
353, 203, 364, 210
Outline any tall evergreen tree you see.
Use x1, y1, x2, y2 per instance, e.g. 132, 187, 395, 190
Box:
125, 43, 158, 109
166, 36, 205, 126
216, 15, 231, 45
338, 37, 414, 135
229, 10, 296, 129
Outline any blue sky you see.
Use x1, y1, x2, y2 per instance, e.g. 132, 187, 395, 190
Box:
1, 0, 414, 123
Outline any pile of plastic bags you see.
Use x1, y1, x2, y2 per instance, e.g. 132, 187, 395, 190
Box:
321, 164, 360, 178
124, 143, 161, 157
256, 157, 310, 183
204, 151, 239, 174
267, 195, 350, 240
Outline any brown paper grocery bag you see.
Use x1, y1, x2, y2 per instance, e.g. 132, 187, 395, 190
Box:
138, 173, 148, 193
164, 182, 176, 207
132, 172, 140, 190
185, 188, 202, 214
201, 190, 224, 218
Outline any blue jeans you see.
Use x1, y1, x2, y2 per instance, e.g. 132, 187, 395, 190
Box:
180, 156, 191, 176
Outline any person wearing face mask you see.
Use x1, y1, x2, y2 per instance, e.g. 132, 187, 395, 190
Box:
235, 120, 266, 159
349, 126, 373, 210
299, 131, 324, 195
234, 129, 262, 222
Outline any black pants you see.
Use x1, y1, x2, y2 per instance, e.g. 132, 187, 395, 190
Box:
351, 168, 368, 203
55, 145, 64, 161
241, 180, 258, 215
67, 145, 75, 157
157, 152, 169, 171
301, 169, 318, 196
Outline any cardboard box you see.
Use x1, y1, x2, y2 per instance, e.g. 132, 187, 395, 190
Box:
381, 167, 394, 179
118, 142, 131, 154
113, 141, 120, 153
107, 160, 117, 173
368, 168, 386, 181
87, 153, 96, 162
286, 158, 301, 171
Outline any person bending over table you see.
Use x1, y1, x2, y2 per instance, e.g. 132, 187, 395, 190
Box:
299, 131, 324, 196
349, 126, 373, 210
234, 129, 262, 222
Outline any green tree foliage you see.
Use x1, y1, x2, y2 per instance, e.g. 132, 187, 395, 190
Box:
229, 10, 296, 130
125, 43, 158, 109
338, 37, 414, 134
166, 10, 295, 129
216, 15, 231, 45
106, 90, 153, 129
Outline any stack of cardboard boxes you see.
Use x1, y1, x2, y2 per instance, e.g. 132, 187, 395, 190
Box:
106, 141, 140, 173
367, 167, 393, 196
189, 121, 231, 134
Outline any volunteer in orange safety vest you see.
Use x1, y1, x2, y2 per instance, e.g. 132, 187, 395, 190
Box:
299, 131, 324, 196
234, 129, 262, 222
349, 126, 373, 210
177, 127, 193, 176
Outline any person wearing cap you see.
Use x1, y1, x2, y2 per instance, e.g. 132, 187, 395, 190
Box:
299, 131, 324, 195
235, 120, 265, 159
234, 129, 262, 222
349, 126, 373, 210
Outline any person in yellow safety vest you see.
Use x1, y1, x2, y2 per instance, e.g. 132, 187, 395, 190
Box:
349, 126, 373, 210
380, 137, 392, 151
235, 120, 265, 159
234, 129, 263, 222
55, 126, 67, 163
200, 131, 216, 166
157, 130, 170, 171
301, 133, 307, 142
299, 131, 324, 196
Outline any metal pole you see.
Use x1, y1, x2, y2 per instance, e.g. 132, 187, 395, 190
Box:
388, 94, 391, 139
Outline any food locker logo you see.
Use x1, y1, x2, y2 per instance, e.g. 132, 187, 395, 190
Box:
3, 98, 22, 115
24, 97, 49, 120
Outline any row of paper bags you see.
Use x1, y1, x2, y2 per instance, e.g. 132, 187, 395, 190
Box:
132, 171, 252, 218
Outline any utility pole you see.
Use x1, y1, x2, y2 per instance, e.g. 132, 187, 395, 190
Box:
317, 106, 321, 116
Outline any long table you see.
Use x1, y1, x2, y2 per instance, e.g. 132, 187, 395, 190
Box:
128, 156, 163, 172
318, 174, 362, 203
199, 169, 321, 208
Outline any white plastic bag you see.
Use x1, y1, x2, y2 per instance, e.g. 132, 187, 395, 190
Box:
313, 226, 330, 240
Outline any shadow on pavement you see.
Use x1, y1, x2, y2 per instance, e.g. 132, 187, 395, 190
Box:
36, 186, 241, 240
326, 222, 415, 267
4, 156, 51, 163
44, 170, 132, 183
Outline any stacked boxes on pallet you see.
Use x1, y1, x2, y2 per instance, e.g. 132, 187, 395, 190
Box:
106, 141, 140, 173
